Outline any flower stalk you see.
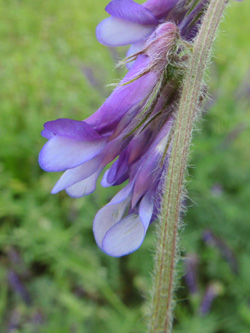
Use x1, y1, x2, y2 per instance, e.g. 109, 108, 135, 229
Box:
149, 0, 228, 331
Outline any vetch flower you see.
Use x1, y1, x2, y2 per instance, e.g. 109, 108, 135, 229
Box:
94, 118, 173, 256
39, 1, 208, 256
39, 57, 159, 197
96, 0, 209, 66
200, 282, 224, 316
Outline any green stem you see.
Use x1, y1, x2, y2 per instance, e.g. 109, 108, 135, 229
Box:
149, 0, 228, 332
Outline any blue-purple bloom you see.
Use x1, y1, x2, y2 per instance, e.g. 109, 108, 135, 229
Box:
200, 282, 223, 315
39, 0, 209, 257
184, 253, 199, 294
96, 0, 209, 67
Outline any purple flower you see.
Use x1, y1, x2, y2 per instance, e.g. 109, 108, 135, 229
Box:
39, 53, 160, 196
39, 22, 179, 256
96, 0, 208, 66
184, 253, 199, 294
200, 282, 223, 315
39, 1, 209, 256
93, 119, 173, 256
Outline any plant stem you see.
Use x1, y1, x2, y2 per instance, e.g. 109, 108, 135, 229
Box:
149, 0, 228, 331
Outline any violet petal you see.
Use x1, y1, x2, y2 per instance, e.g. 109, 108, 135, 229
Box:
101, 170, 111, 188
93, 183, 133, 249
39, 136, 106, 172
51, 155, 102, 194
96, 17, 155, 47
41, 128, 54, 139
106, 0, 158, 25
65, 167, 102, 198
144, 0, 179, 20
86, 56, 157, 134
139, 191, 154, 227
102, 214, 145, 256
44, 118, 102, 141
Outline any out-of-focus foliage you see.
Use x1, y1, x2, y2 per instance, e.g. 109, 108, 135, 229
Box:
0, 0, 249, 332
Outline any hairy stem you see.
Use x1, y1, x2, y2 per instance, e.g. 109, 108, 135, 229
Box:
149, 0, 228, 331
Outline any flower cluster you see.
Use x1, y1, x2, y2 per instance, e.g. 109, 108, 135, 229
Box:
39, 0, 208, 257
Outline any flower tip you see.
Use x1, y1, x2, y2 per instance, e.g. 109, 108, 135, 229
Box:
98, 214, 146, 257
65, 171, 99, 198
96, 16, 155, 47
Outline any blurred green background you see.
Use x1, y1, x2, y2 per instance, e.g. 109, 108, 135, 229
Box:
0, 0, 249, 332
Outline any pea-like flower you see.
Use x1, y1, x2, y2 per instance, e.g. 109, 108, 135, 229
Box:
39, 0, 209, 256
96, 0, 209, 67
